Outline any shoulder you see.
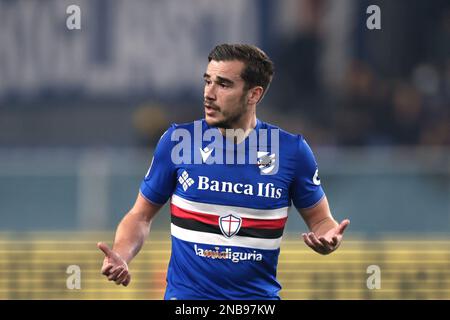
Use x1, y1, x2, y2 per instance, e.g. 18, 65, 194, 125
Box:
163, 119, 208, 135
259, 119, 308, 150
155, 119, 204, 142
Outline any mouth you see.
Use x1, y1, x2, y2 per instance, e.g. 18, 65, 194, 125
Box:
204, 104, 219, 115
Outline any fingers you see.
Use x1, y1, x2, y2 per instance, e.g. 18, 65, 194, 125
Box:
302, 232, 327, 254
308, 232, 327, 252
107, 266, 123, 281
331, 235, 339, 247
122, 274, 131, 287
99, 242, 130, 286
318, 237, 334, 252
101, 262, 114, 275
113, 269, 130, 286
337, 219, 350, 235
114, 269, 129, 285
106, 265, 130, 285
302, 233, 315, 251
302, 232, 341, 255
97, 242, 113, 258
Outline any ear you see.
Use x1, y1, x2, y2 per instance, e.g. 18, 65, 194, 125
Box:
247, 86, 264, 105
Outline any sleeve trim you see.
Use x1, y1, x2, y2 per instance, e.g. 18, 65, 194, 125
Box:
297, 193, 325, 210
139, 190, 166, 206
140, 180, 169, 205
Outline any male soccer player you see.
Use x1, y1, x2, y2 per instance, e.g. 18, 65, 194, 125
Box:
98, 44, 350, 299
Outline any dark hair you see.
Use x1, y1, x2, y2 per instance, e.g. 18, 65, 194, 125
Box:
208, 44, 275, 94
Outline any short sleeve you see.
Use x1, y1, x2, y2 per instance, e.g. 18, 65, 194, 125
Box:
290, 135, 325, 209
139, 125, 177, 204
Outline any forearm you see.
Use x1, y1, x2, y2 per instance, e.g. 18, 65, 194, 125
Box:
112, 210, 151, 264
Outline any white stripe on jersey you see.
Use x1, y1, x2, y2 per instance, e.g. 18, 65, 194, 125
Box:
171, 194, 289, 220
171, 223, 282, 250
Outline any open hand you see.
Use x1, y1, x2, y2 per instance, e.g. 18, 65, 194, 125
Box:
302, 219, 350, 255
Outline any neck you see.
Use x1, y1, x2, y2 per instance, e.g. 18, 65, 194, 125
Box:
219, 108, 257, 144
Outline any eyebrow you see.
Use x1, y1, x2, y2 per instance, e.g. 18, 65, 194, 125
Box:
203, 73, 234, 85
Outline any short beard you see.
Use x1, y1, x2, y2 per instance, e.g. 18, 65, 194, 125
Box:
206, 93, 248, 129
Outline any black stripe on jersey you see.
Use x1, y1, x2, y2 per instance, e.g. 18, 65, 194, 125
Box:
171, 215, 284, 239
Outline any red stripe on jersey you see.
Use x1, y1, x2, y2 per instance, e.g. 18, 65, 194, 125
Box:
171, 203, 218, 225
170, 203, 287, 229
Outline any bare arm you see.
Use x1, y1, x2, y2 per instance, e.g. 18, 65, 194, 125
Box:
111, 193, 162, 263
97, 192, 163, 286
298, 196, 350, 255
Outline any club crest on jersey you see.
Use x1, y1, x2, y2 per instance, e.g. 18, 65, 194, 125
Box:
170, 121, 280, 175
257, 151, 276, 175
219, 214, 242, 238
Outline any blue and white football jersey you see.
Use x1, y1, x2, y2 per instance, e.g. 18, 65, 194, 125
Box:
139, 118, 324, 300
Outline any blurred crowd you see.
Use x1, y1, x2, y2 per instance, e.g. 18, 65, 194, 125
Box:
135, 0, 449, 147
264, 0, 449, 146
0, 0, 448, 148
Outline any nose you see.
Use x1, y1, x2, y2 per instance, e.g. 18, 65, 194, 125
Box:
204, 83, 216, 102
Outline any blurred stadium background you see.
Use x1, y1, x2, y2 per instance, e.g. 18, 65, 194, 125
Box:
0, 0, 449, 299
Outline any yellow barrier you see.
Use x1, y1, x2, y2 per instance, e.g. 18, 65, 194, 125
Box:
0, 232, 449, 299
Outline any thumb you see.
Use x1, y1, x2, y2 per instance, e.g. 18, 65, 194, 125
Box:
336, 219, 350, 235
97, 242, 114, 258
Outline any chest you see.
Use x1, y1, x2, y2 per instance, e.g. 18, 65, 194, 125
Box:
173, 161, 294, 208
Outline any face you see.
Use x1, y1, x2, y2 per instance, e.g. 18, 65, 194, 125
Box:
203, 60, 248, 128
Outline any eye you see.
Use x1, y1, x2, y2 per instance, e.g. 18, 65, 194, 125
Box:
218, 82, 229, 88
204, 79, 211, 85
